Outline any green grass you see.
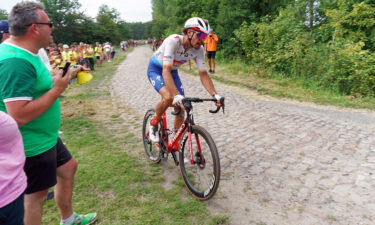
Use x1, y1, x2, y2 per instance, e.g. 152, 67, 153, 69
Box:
181, 58, 375, 110
42, 49, 228, 225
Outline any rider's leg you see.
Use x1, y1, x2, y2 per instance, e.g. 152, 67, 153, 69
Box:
173, 106, 184, 130
152, 68, 184, 121
153, 87, 173, 120
149, 87, 173, 142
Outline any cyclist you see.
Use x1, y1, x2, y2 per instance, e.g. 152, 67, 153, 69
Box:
147, 17, 223, 144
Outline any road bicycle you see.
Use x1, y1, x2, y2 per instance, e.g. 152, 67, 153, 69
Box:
142, 97, 225, 200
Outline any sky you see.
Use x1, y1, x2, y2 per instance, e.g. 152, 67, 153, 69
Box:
2, 0, 153, 22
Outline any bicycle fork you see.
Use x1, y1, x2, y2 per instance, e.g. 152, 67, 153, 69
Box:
189, 131, 205, 168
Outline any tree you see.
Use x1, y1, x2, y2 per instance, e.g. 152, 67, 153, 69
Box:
39, 0, 86, 44
118, 21, 131, 40
151, 0, 173, 38
97, 4, 121, 23
95, 5, 123, 43
0, 9, 8, 20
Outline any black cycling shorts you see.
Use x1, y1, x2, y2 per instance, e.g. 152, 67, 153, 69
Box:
24, 138, 72, 194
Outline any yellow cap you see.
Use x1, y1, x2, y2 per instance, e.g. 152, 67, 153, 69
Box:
77, 71, 93, 84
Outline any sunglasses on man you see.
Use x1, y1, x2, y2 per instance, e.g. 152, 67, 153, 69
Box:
28, 22, 53, 28
195, 32, 207, 40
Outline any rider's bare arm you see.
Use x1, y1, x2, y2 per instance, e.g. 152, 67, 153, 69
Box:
199, 70, 217, 96
199, 70, 222, 107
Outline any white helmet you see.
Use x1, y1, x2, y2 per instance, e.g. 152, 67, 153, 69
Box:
184, 17, 210, 34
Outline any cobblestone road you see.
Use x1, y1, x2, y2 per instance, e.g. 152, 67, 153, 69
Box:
112, 46, 375, 225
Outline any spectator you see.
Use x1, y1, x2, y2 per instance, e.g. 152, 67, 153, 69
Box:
153, 39, 158, 51
0, 111, 27, 225
50, 49, 63, 69
204, 28, 219, 73
67, 45, 76, 65
61, 44, 70, 67
0, 2, 97, 225
120, 41, 126, 52
94, 42, 103, 66
1, 19, 51, 72
85, 44, 95, 71
103, 42, 111, 62
110, 43, 116, 60
78, 42, 86, 65
0, 20, 10, 43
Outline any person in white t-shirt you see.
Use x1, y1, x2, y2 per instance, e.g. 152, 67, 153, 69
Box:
103, 42, 111, 62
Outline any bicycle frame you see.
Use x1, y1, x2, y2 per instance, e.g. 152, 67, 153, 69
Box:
143, 97, 224, 200
160, 105, 202, 165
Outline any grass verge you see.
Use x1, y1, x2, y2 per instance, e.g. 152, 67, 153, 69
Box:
42, 49, 228, 225
181, 59, 375, 110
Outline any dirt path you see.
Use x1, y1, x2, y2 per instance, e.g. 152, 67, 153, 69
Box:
111, 46, 375, 225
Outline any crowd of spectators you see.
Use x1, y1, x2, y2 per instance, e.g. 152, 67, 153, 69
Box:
147, 37, 164, 51
45, 39, 136, 70
47, 42, 114, 71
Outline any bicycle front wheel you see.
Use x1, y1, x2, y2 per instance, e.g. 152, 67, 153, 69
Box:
142, 109, 162, 163
179, 125, 220, 200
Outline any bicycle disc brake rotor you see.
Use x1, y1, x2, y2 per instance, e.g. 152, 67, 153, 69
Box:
195, 152, 206, 169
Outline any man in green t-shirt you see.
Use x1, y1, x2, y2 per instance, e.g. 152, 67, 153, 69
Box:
0, 2, 97, 225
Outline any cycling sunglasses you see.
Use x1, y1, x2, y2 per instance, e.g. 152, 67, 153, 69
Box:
195, 32, 207, 40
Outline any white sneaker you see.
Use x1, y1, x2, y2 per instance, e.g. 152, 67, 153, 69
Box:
149, 123, 159, 142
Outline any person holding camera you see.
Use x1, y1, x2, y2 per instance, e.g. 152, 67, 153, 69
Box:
0, 2, 97, 225
204, 28, 219, 73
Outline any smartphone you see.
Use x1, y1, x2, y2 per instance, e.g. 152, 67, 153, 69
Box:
61, 62, 71, 77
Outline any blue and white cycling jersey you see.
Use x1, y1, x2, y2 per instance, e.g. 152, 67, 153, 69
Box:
152, 34, 206, 71
147, 34, 206, 95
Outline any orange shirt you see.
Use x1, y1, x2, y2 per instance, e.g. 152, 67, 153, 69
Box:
204, 33, 219, 51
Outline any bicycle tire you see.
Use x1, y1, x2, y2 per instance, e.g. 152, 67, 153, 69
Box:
142, 109, 162, 163
179, 125, 220, 200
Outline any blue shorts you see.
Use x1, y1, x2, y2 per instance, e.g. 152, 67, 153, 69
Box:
147, 57, 185, 96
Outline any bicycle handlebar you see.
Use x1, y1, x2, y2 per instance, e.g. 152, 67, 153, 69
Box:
182, 97, 225, 114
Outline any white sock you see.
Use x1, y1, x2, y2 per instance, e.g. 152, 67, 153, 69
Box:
60, 213, 75, 225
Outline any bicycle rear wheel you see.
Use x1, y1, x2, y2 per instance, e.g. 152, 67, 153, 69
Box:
179, 125, 220, 200
142, 109, 162, 163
